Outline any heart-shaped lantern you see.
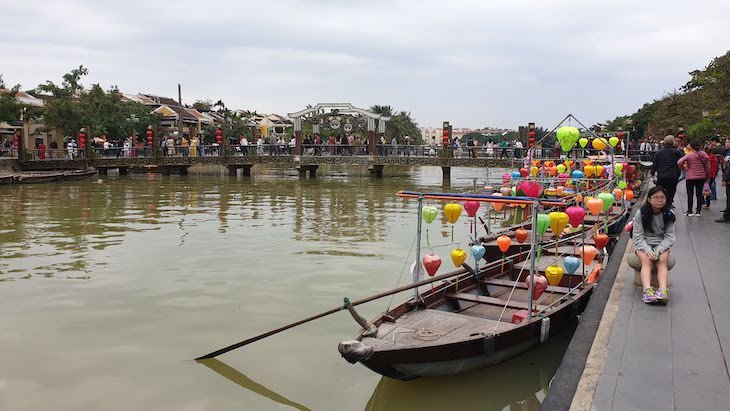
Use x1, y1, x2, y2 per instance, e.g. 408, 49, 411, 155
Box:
517, 181, 543, 198
545, 264, 564, 286
566, 206, 586, 228
549, 212, 569, 237
422, 254, 442, 277
525, 275, 549, 300
597, 192, 615, 212
519, 168, 529, 177
613, 189, 624, 199
500, 186, 512, 196
491, 193, 505, 211
580, 245, 598, 265
583, 165, 595, 178
444, 203, 462, 223
578, 137, 589, 148
595, 165, 605, 178
536, 213, 551, 235
557, 126, 581, 152
464, 201, 480, 217
586, 198, 604, 216
511, 171, 521, 180
609, 136, 620, 147
483, 186, 494, 195
556, 164, 566, 174
594, 233, 609, 250
497, 235, 511, 253
563, 256, 581, 275
618, 180, 628, 189
558, 173, 570, 185
592, 138, 608, 150
624, 190, 635, 201
450, 248, 467, 267
471, 244, 486, 261
422, 206, 438, 224
530, 166, 539, 177
571, 170, 584, 180
502, 173, 512, 184
514, 228, 529, 244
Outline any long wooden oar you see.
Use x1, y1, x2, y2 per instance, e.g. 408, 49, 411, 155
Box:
195, 264, 484, 360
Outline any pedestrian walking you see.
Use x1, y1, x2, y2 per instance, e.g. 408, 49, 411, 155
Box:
651, 135, 683, 208
677, 139, 712, 216
716, 138, 730, 223
632, 186, 676, 304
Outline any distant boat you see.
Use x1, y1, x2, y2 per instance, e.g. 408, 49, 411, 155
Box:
59, 168, 97, 181
14, 171, 65, 184
0, 175, 13, 185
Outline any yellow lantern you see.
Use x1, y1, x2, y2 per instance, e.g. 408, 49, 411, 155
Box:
545, 264, 564, 286
450, 248, 467, 267
443, 203, 462, 224
592, 138, 608, 150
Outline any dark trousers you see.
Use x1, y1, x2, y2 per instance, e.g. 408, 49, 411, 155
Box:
723, 185, 730, 221
686, 179, 705, 214
657, 177, 679, 207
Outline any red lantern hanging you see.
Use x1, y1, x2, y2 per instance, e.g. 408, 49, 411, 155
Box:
216, 128, 223, 145
79, 131, 86, 149
528, 131, 536, 147
12, 134, 18, 149
146, 130, 153, 146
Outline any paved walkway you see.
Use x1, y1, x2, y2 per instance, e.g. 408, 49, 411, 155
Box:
588, 182, 730, 410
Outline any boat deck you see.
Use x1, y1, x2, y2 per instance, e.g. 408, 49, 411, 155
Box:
363, 309, 517, 351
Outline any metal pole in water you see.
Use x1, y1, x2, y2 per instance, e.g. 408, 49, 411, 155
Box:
527, 199, 539, 320
414, 194, 424, 301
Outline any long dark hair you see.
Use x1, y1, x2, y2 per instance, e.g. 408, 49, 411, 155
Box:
641, 186, 675, 233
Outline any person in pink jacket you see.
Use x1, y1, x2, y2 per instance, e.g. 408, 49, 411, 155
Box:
677, 139, 712, 216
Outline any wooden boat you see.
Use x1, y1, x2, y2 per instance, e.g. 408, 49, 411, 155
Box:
0, 174, 13, 185
59, 168, 97, 181
338, 191, 630, 381
13, 171, 65, 184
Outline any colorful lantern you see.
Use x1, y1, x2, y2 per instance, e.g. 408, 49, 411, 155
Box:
502, 173, 512, 184
578, 138, 589, 148
422, 206, 438, 224
609, 136, 620, 147
519, 168, 529, 177
571, 170, 584, 180
613, 189, 624, 199
511, 171, 521, 180
545, 265, 564, 286
624, 190, 635, 201
516, 181, 543, 198
471, 244, 486, 261
526, 275, 549, 300
536, 214, 551, 235
597, 192, 615, 212
556, 126, 581, 152
586, 198, 604, 216
530, 166, 539, 177
464, 201, 480, 217
580, 246, 598, 265
566, 206, 586, 228
556, 164, 566, 174
500, 186, 512, 197
491, 193, 505, 211
146, 129, 153, 145
422, 254, 442, 277
515, 228, 529, 244
451, 248, 467, 267
497, 235, 511, 253
558, 173, 570, 185
583, 166, 595, 178
549, 212, 569, 237
617, 180, 628, 189
592, 138, 608, 150
563, 256, 581, 275
594, 233, 609, 250
444, 203, 462, 223
595, 165, 605, 178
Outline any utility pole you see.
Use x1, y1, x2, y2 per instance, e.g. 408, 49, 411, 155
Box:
178, 84, 184, 142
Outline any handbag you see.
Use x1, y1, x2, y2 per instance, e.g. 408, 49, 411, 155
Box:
703, 181, 711, 196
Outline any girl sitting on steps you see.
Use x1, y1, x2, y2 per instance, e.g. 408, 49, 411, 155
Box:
632, 186, 676, 304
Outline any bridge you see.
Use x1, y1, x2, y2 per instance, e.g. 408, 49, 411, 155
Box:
17, 145, 528, 179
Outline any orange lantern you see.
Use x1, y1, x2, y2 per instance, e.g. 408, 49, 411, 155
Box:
497, 235, 511, 253
580, 246, 598, 265
514, 228, 529, 244
586, 198, 604, 216
594, 233, 609, 250
613, 189, 623, 199
624, 190, 635, 201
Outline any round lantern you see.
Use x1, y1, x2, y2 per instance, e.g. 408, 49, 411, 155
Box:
216, 128, 223, 145
146, 129, 153, 145
79, 130, 86, 149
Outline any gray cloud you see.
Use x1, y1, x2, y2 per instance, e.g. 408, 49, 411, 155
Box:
2, 0, 729, 129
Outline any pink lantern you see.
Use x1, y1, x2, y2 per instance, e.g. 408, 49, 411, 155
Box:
502, 173, 512, 184
558, 173, 570, 185
566, 206, 586, 228
517, 181, 544, 198
525, 274, 549, 300
464, 201, 480, 217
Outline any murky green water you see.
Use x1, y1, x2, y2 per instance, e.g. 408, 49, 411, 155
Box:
0, 165, 573, 410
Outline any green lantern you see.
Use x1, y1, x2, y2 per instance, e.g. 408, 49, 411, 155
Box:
422, 206, 438, 224
578, 138, 589, 148
556, 126, 581, 152
536, 213, 551, 235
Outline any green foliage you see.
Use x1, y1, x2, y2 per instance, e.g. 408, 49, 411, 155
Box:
687, 118, 715, 138
369, 105, 422, 144
0, 84, 22, 123
202, 102, 254, 142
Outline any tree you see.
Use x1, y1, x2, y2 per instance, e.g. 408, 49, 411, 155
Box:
0, 84, 22, 123
36, 65, 89, 135
192, 99, 213, 112
369, 105, 422, 144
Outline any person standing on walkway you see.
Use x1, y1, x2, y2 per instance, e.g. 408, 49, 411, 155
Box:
703, 142, 719, 209
678, 139, 712, 216
651, 135, 683, 208
716, 138, 730, 223
633, 186, 676, 304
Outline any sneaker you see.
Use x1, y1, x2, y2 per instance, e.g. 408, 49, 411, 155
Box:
642, 288, 658, 304
684, 211, 694, 217
695, 211, 701, 216
656, 288, 669, 304
715, 218, 730, 223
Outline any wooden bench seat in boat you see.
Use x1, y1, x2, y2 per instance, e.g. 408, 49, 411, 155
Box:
445, 292, 549, 311
512, 255, 599, 274
361, 309, 517, 350
483, 278, 572, 294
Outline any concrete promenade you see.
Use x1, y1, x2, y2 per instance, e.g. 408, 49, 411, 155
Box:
577, 182, 730, 410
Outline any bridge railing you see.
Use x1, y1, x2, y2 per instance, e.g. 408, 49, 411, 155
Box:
1, 147, 19, 159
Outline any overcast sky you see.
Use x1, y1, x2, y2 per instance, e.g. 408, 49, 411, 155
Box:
2, 0, 729, 129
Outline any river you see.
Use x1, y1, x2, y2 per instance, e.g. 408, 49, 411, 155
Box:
0, 165, 573, 410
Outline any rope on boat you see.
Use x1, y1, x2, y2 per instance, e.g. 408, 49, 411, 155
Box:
492, 242, 536, 334
385, 231, 418, 313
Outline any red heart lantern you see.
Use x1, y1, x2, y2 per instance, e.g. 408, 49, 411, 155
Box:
625, 222, 633, 232
514, 228, 529, 244
464, 201, 480, 217
594, 233, 609, 250
525, 275, 549, 300
519, 168, 529, 177
422, 254, 442, 277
